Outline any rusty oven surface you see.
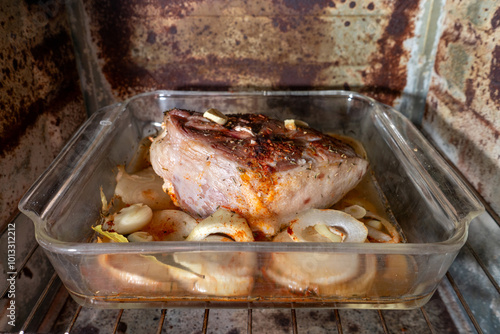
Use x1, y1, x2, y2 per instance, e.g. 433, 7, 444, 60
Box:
73, 0, 431, 118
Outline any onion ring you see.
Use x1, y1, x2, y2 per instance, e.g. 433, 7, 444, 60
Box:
288, 209, 367, 243
186, 208, 254, 242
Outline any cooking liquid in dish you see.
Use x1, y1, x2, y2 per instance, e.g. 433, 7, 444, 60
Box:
78, 133, 417, 306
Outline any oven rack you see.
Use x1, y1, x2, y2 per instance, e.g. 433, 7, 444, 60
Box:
1, 192, 499, 333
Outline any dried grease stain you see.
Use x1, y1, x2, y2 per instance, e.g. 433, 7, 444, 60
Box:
276, 0, 336, 12
489, 45, 500, 106
0, 29, 81, 157
360, 0, 420, 106
487, 10, 499, 110
491, 6, 500, 30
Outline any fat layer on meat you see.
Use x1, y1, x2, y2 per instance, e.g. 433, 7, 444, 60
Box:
150, 109, 369, 237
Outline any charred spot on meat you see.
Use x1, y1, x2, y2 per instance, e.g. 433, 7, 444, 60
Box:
150, 109, 369, 237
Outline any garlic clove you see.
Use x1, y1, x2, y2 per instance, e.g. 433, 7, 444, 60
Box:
112, 203, 153, 234
284, 119, 309, 131
366, 225, 392, 242
365, 211, 401, 243
203, 108, 228, 125
366, 219, 383, 230
343, 205, 367, 219
127, 231, 154, 242
314, 224, 343, 242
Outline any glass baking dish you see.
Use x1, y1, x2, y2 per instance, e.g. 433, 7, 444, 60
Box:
19, 91, 483, 309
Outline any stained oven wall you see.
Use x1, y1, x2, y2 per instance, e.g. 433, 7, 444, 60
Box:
67, 0, 441, 122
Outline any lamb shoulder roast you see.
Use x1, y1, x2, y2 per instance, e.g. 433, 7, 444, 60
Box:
150, 109, 368, 237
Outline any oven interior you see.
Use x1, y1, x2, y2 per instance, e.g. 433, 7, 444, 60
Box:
1, 0, 499, 333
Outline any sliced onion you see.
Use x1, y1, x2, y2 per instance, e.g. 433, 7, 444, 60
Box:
92, 225, 128, 243
288, 209, 367, 243
268, 228, 375, 295
168, 250, 256, 296
145, 210, 198, 241
202, 235, 234, 242
186, 208, 254, 242
115, 166, 176, 210
96, 253, 177, 293
171, 215, 257, 296
265, 252, 376, 296
100, 186, 109, 214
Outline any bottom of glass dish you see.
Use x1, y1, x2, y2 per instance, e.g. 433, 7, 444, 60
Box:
68, 289, 435, 310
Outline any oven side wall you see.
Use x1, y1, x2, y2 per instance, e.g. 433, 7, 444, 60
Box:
0, 0, 86, 227
424, 0, 500, 214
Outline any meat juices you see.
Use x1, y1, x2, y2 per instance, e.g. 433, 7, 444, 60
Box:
150, 109, 369, 237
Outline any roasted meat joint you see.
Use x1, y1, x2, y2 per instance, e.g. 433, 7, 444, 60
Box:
150, 108, 369, 237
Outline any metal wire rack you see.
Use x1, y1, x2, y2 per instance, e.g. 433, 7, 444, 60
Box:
1, 185, 499, 334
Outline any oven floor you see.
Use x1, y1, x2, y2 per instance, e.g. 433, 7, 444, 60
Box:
44, 283, 462, 333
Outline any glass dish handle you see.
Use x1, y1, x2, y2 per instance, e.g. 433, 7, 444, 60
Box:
374, 104, 484, 226
18, 103, 123, 224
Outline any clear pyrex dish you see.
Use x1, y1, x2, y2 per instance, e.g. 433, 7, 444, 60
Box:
19, 91, 484, 309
